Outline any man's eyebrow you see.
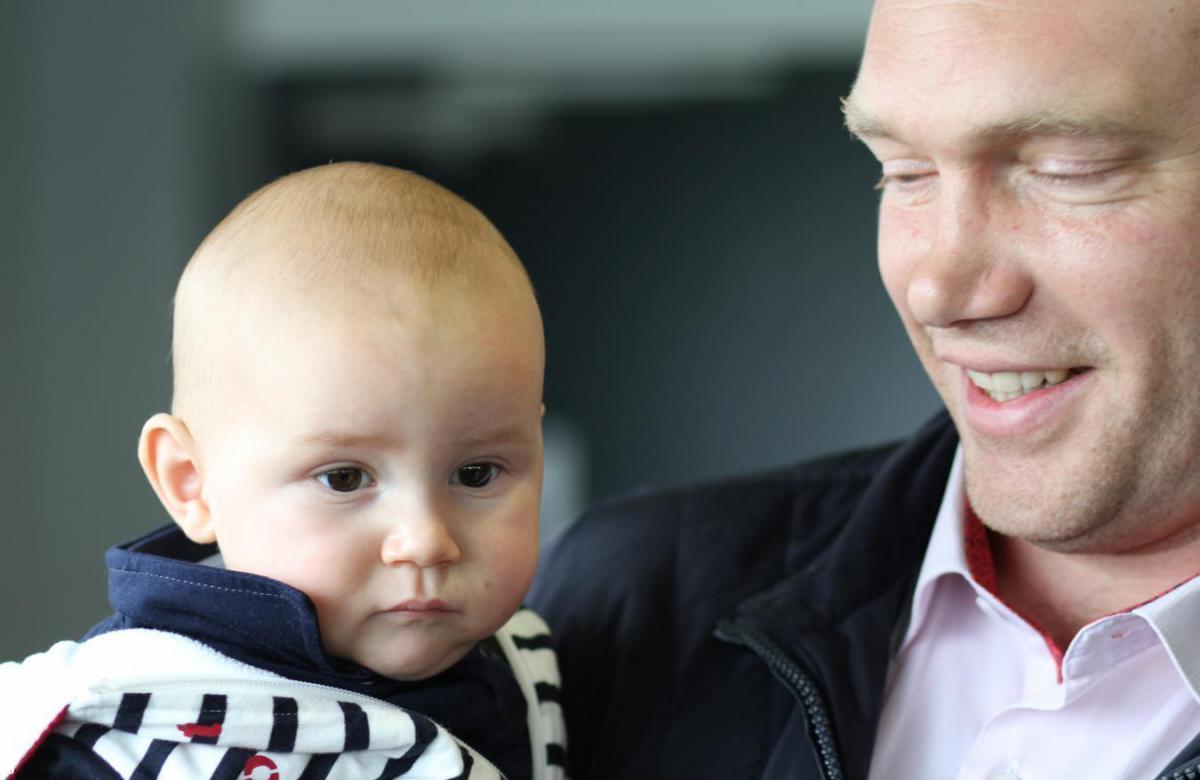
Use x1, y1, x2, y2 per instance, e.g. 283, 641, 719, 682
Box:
841, 94, 892, 139
984, 114, 1152, 142
840, 95, 1151, 144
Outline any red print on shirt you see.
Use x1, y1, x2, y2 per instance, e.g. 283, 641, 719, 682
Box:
176, 722, 223, 739
243, 754, 280, 780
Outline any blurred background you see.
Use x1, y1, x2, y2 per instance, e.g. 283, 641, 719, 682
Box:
1, 0, 939, 660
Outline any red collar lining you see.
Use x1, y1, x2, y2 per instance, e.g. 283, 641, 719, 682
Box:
963, 507, 1066, 681
962, 506, 1200, 684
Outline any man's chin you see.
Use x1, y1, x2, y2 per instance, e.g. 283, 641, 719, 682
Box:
965, 469, 1129, 555
965, 447, 1069, 528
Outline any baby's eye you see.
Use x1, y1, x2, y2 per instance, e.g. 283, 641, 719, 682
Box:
317, 467, 373, 493
453, 463, 498, 489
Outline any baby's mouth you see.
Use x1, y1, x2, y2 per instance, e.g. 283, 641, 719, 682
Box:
966, 367, 1087, 403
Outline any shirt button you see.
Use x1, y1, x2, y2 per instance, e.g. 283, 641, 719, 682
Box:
989, 765, 1022, 780
975, 596, 1000, 617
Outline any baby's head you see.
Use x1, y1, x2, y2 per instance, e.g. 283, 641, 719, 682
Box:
139, 162, 545, 680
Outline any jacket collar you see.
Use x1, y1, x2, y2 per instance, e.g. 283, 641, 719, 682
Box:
730, 411, 959, 780
103, 524, 350, 680
99, 524, 532, 780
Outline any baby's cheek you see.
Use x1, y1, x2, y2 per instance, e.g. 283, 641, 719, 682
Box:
253, 535, 368, 625
243, 548, 324, 590
285, 556, 362, 608
303, 576, 369, 656
479, 532, 539, 627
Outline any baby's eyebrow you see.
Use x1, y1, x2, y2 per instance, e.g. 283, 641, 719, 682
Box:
453, 425, 539, 446
289, 426, 538, 449
291, 430, 392, 449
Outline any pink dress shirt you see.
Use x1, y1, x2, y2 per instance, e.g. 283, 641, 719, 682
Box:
868, 450, 1200, 780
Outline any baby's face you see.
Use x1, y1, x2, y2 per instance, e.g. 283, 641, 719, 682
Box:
194, 280, 544, 680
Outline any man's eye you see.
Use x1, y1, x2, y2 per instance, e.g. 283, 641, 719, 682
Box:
1030, 167, 1123, 188
876, 171, 937, 193
454, 463, 497, 489
874, 158, 938, 194
317, 467, 372, 493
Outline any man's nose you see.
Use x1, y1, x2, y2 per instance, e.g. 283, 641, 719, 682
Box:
904, 183, 1033, 328
380, 508, 462, 569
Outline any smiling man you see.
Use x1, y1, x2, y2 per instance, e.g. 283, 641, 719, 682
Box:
530, 0, 1200, 778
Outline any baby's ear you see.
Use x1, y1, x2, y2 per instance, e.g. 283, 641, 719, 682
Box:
138, 413, 214, 544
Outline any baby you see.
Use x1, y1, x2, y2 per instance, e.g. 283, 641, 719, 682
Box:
2, 163, 565, 780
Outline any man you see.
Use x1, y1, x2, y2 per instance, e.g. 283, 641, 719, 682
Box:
529, 0, 1200, 777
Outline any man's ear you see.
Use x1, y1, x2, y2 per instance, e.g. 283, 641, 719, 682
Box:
138, 413, 215, 544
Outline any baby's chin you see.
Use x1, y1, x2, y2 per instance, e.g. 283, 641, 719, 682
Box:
337, 640, 478, 682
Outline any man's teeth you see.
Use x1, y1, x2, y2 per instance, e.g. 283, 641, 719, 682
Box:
966, 368, 1071, 402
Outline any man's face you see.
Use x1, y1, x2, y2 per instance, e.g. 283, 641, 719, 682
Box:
846, 0, 1200, 552
195, 277, 545, 680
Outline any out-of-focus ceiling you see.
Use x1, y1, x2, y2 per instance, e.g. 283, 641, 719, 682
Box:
234, 1, 872, 85
236, 1, 874, 165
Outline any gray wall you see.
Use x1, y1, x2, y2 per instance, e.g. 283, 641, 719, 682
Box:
448, 74, 939, 497
1, 2, 226, 659
1, 4, 939, 661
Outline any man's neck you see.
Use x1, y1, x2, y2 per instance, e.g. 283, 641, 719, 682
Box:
991, 528, 1200, 650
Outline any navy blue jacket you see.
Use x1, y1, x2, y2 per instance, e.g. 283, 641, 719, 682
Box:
22, 525, 531, 780
528, 413, 1200, 780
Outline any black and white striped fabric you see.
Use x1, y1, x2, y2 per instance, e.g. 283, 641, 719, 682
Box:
1, 608, 566, 780
496, 609, 566, 780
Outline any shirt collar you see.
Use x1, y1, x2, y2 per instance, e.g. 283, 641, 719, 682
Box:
899, 445, 968, 653
1132, 575, 1200, 703
902, 447, 1200, 702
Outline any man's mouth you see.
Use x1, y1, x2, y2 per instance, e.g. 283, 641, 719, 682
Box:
965, 367, 1085, 403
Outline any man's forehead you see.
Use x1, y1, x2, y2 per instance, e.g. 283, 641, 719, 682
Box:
856, 0, 1198, 81
847, 0, 1195, 147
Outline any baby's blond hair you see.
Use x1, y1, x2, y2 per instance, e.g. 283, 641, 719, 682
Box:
171, 162, 538, 430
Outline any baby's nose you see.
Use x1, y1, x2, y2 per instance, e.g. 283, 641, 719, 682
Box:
380, 513, 461, 568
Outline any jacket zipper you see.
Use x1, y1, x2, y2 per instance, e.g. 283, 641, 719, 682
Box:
716, 623, 1200, 780
715, 620, 845, 780
1160, 759, 1200, 780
